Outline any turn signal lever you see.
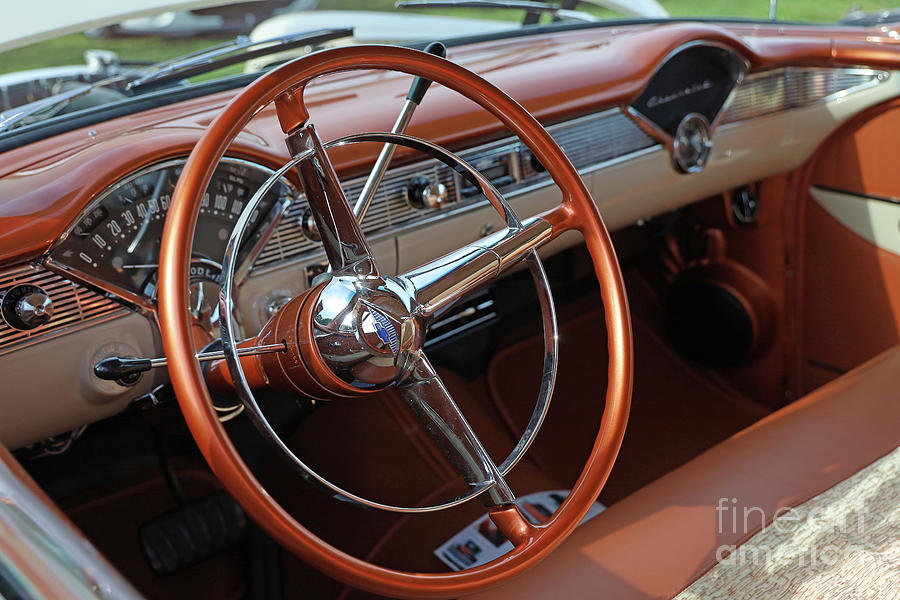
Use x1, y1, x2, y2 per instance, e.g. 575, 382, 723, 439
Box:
93, 343, 286, 382
351, 41, 447, 222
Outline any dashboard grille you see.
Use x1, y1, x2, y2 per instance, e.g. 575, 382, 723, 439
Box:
0, 264, 127, 355
251, 110, 655, 271
722, 67, 887, 124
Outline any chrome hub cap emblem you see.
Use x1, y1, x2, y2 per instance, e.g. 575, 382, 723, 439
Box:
361, 305, 400, 355
311, 275, 421, 390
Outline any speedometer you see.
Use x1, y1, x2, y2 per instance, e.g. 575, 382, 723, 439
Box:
47, 157, 297, 309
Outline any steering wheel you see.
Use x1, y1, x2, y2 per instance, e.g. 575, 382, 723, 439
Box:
158, 45, 632, 599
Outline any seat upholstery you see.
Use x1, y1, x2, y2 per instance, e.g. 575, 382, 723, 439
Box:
472, 345, 900, 600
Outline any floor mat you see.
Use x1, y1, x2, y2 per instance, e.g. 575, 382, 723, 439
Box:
434, 489, 605, 570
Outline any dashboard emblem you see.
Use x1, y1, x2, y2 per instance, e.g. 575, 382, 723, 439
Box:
646, 80, 713, 108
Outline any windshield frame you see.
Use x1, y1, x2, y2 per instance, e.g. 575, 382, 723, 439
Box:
0, 15, 875, 153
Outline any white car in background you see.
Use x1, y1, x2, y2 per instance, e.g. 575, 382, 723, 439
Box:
244, 0, 668, 70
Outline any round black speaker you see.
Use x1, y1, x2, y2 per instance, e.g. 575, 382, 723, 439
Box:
664, 279, 754, 367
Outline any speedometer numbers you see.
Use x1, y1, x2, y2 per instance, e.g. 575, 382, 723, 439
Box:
49, 158, 294, 306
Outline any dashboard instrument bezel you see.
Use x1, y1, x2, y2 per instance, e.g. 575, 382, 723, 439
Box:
43, 157, 300, 315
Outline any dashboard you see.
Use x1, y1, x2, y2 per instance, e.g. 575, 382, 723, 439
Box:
1, 24, 899, 449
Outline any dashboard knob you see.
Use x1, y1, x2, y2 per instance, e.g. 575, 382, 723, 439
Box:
301, 208, 321, 242
672, 112, 713, 174
266, 295, 292, 319
1, 284, 53, 330
406, 176, 449, 209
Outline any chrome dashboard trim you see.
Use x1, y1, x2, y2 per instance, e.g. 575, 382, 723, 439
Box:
0, 264, 128, 356
250, 108, 658, 275
30, 66, 889, 316
247, 66, 886, 278
624, 40, 751, 148
721, 67, 889, 124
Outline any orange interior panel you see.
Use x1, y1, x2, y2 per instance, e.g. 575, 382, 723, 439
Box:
802, 100, 900, 391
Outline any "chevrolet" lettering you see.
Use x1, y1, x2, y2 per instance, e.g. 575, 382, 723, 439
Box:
646, 80, 713, 108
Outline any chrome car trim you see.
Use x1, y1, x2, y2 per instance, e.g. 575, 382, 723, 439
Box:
286, 123, 379, 276
250, 108, 657, 273
251, 66, 881, 275
44, 156, 300, 316
0, 450, 141, 599
721, 67, 889, 124
0, 264, 128, 356
353, 97, 418, 223
624, 40, 750, 148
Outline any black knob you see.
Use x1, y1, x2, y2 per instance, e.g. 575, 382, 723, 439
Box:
732, 187, 760, 224
407, 42, 447, 105
406, 176, 449, 209
93, 355, 151, 383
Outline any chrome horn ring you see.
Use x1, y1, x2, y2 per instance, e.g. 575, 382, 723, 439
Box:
219, 132, 558, 513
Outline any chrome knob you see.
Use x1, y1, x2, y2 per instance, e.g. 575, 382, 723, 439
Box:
1, 284, 53, 330
406, 176, 449, 209
17, 291, 53, 326
265, 295, 292, 319
301, 207, 320, 242
672, 112, 712, 174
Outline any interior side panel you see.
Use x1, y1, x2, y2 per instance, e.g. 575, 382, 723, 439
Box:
803, 100, 900, 391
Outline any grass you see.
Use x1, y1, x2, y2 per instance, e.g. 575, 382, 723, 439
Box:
0, 0, 888, 76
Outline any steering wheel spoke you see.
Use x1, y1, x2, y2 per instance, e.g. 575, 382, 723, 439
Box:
399, 354, 516, 507
402, 215, 555, 320
489, 504, 541, 548
282, 116, 378, 276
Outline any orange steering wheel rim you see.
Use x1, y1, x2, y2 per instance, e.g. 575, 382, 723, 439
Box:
158, 45, 633, 599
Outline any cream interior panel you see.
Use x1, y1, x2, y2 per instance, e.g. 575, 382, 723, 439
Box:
0, 312, 161, 449
399, 70, 900, 258
810, 186, 900, 257
395, 184, 567, 272
593, 72, 900, 231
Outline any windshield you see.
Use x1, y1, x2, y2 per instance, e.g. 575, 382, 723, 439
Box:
0, 0, 895, 137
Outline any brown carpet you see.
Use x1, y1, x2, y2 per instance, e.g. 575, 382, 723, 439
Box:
487, 300, 770, 505
59, 275, 771, 600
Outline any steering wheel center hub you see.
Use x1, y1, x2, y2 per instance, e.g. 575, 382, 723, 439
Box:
310, 274, 421, 390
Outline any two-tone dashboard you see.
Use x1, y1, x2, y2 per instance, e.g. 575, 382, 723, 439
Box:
1, 21, 899, 448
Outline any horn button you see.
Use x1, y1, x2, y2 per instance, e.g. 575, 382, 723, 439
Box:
305, 274, 421, 392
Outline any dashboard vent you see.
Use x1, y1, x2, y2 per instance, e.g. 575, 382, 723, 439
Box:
251, 110, 654, 272
0, 264, 127, 355
722, 67, 888, 124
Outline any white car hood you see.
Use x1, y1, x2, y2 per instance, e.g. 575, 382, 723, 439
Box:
1, 0, 667, 53
250, 10, 520, 45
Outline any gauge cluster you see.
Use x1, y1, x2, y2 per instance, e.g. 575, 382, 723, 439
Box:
47, 158, 297, 309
